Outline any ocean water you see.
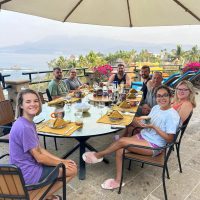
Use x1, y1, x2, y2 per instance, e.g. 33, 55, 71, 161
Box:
0, 53, 62, 81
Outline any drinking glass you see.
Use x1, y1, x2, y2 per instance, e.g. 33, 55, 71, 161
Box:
74, 111, 83, 126
98, 102, 105, 116
93, 82, 98, 90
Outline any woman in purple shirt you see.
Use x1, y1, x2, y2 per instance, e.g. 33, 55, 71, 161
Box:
9, 89, 77, 200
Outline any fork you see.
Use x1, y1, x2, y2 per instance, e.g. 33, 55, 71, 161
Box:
64, 126, 74, 135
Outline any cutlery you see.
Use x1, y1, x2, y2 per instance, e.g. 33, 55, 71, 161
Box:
37, 121, 49, 130
65, 126, 74, 135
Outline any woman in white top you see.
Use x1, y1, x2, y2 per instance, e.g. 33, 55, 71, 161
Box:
82, 85, 180, 190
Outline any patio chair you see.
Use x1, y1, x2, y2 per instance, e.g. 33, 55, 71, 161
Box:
0, 160, 66, 200
38, 91, 48, 104
170, 71, 196, 88
118, 112, 193, 200
39, 89, 58, 151
174, 112, 193, 173
46, 88, 53, 102
162, 73, 181, 86
189, 70, 200, 89
0, 100, 15, 159
0, 86, 5, 101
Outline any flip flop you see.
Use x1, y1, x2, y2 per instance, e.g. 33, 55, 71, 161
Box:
101, 178, 125, 190
82, 152, 103, 164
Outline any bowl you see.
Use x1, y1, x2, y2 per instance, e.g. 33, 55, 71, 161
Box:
75, 103, 91, 113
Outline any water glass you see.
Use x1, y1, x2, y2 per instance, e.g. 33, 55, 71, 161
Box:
65, 95, 71, 103
98, 102, 105, 116
74, 111, 83, 127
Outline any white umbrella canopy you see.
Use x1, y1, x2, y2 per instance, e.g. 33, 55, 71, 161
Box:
0, 0, 200, 27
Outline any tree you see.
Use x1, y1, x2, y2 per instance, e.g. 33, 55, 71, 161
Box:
48, 56, 69, 69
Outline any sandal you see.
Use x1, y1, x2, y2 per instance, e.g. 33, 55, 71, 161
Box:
101, 178, 125, 190
46, 195, 62, 200
82, 152, 103, 164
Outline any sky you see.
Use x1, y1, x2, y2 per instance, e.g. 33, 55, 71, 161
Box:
0, 10, 200, 48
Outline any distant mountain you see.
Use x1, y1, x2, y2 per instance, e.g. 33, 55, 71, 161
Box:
0, 35, 194, 55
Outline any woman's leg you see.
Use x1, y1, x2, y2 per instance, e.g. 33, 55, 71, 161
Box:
122, 119, 143, 138
94, 137, 131, 159
100, 135, 153, 189
95, 134, 152, 159
114, 135, 153, 183
58, 161, 77, 182
45, 162, 77, 199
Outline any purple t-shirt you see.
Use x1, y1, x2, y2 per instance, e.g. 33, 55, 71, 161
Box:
9, 117, 43, 184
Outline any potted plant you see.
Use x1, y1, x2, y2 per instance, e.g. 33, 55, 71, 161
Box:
182, 62, 200, 73
92, 64, 113, 84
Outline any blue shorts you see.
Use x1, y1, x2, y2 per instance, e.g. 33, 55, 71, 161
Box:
39, 165, 59, 183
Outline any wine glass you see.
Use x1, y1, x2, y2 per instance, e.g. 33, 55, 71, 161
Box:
93, 82, 98, 90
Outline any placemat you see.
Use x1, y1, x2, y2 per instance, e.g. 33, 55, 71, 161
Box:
97, 113, 134, 125
37, 120, 81, 136
47, 97, 80, 106
112, 105, 138, 113
47, 98, 65, 106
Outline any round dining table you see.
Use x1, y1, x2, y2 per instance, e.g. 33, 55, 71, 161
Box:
36, 100, 122, 180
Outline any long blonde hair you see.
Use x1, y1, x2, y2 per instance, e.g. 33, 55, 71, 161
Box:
174, 80, 196, 108
15, 89, 42, 118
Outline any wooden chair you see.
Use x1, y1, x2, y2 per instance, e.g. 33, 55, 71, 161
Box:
0, 161, 66, 200
38, 91, 47, 104
38, 90, 58, 151
0, 86, 5, 102
118, 112, 193, 200
0, 100, 15, 159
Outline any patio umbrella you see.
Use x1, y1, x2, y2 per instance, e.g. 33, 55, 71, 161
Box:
0, 0, 200, 27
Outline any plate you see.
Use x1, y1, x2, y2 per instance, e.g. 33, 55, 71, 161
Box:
109, 117, 123, 122
48, 123, 66, 129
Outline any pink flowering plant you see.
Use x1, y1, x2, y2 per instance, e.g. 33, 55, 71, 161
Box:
182, 62, 200, 73
92, 64, 113, 83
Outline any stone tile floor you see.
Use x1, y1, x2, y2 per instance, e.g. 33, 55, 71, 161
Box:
1, 91, 200, 200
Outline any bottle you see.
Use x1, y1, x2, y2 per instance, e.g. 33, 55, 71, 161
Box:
120, 81, 125, 93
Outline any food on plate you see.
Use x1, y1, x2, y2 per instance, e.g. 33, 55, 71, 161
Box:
129, 88, 138, 94
119, 101, 131, 108
53, 118, 66, 128
127, 93, 136, 99
109, 110, 124, 120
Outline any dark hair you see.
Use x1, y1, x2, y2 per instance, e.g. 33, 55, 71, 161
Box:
155, 85, 172, 98
53, 67, 61, 71
117, 63, 125, 68
141, 65, 150, 72
153, 71, 163, 76
15, 89, 42, 118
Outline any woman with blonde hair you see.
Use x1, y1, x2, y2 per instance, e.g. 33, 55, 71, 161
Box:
172, 80, 196, 123
10, 89, 77, 200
